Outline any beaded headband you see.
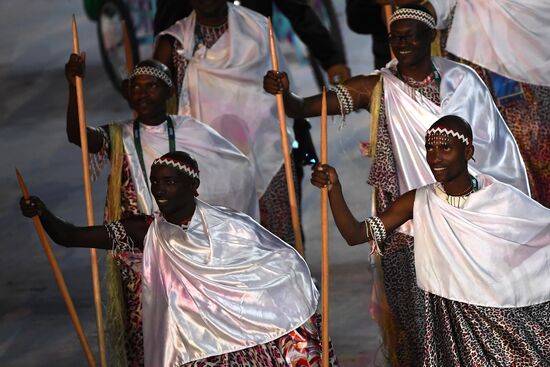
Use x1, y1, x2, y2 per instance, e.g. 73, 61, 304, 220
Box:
425, 127, 470, 145
129, 65, 173, 88
389, 8, 436, 29
152, 157, 200, 179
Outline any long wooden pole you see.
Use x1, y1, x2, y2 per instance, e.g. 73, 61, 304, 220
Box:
16, 169, 97, 367
122, 20, 134, 75
267, 18, 305, 256
71, 15, 108, 367
320, 89, 329, 367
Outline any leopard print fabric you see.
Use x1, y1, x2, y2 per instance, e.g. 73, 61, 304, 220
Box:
422, 293, 550, 366
184, 313, 339, 367
368, 65, 441, 367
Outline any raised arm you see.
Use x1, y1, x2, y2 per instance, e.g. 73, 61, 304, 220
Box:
65, 53, 107, 153
20, 196, 148, 251
311, 164, 414, 246
153, 35, 177, 85
263, 70, 379, 119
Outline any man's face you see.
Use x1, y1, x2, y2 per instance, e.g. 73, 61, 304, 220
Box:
389, 19, 433, 67
128, 74, 169, 120
150, 165, 198, 217
426, 135, 472, 183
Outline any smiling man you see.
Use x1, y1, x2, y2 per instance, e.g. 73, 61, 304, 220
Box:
264, 5, 529, 365
65, 57, 258, 365
310, 115, 550, 366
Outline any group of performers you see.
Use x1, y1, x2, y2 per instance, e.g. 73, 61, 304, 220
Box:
19, 1, 549, 366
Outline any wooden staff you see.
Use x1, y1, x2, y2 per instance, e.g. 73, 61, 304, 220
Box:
267, 18, 305, 256
122, 20, 134, 75
16, 169, 97, 367
71, 15, 108, 367
384, 4, 396, 59
320, 88, 329, 367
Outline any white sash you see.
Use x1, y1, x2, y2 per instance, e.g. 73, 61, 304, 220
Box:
414, 175, 550, 307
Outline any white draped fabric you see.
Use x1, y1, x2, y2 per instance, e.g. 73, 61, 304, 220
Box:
121, 115, 259, 218
414, 174, 550, 308
382, 57, 529, 199
142, 200, 318, 366
431, 0, 550, 87
159, 4, 293, 196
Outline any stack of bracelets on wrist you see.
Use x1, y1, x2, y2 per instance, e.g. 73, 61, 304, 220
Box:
365, 216, 386, 256
329, 84, 354, 127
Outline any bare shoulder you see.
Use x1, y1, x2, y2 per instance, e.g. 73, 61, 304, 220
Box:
343, 74, 381, 109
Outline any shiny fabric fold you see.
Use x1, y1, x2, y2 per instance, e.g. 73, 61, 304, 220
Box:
142, 200, 318, 366
381, 57, 530, 201
159, 4, 294, 196
432, 0, 550, 87
414, 174, 550, 307
121, 115, 259, 218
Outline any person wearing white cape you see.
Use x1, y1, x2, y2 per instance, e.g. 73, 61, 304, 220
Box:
20, 151, 340, 367
154, 0, 299, 247
422, 0, 550, 208
311, 115, 550, 366
65, 58, 258, 365
264, 5, 530, 365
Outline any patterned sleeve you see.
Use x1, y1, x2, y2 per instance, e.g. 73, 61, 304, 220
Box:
90, 126, 110, 182
105, 221, 136, 253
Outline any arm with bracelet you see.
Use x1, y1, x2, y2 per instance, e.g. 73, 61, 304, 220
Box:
310, 164, 415, 252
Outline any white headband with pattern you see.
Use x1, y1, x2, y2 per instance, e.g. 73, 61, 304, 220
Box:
129, 65, 173, 88
425, 127, 470, 145
389, 8, 436, 29
152, 157, 200, 179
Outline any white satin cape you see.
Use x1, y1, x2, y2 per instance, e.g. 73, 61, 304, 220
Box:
121, 115, 259, 219
431, 0, 550, 87
159, 4, 294, 196
414, 174, 550, 307
381, 57, 529, 235
141, 200, 318, 366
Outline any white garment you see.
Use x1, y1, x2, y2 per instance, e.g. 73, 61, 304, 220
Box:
121, 115, 259, 218
159, 4, 294, 196
382, 57, 529, 195
414, 174, 550, 307
431, 0, 550, 87
142, 200, 318, 366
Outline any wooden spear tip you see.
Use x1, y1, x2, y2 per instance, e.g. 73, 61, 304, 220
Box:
15, 168, 30, 199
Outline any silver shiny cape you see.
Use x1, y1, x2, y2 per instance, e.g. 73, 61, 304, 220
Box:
141, 200, 318, 366
414, 175, 550, 308
432, 0, 550, 87
159, 3, 294, 196
121, 115, 259, 219
381, 57, 529, 198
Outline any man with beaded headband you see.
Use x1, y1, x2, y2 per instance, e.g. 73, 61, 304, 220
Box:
311, 115, 550, 366
65, 56, 258, 365
20, 151, 340, 367
264, 5, 530, 365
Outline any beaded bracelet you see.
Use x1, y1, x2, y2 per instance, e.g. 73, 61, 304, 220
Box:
105, 221, 135, 253
365, 216, 386, 256
330, 84, 354, 125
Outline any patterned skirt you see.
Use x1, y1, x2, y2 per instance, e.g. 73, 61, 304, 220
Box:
422, 293, 550, 366
184, 313, 339, 367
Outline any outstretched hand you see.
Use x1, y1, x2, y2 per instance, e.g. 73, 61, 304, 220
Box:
20, 196, 46, 218
310, 164, 339, 191
65, 52, 86, 87
263, 70, 289, 95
